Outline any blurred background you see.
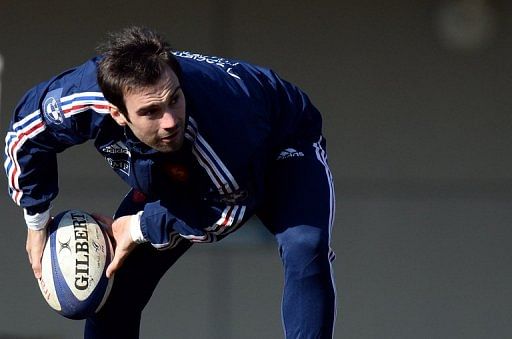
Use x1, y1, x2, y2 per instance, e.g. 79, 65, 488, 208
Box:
1, 0, 511, 338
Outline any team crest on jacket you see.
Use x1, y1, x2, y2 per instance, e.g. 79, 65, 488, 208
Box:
42, 88, 64, 125
163, 163, 189, 183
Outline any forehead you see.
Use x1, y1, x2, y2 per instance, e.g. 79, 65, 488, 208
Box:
124, 66, 180, 99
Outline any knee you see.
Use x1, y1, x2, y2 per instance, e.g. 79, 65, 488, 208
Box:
276, 225, 330, 275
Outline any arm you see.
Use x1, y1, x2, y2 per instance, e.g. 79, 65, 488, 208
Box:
4, 58, 110, 277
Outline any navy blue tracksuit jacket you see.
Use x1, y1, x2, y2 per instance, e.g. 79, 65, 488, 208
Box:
5, 51, 322, 248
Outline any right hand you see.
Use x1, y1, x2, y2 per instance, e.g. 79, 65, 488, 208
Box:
92, 214, 137, 279
26, 226, 48, 279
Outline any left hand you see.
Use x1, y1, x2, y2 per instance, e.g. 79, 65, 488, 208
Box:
92, 214, 137, 279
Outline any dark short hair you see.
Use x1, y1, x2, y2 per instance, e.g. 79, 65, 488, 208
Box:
96, 26, 181, 115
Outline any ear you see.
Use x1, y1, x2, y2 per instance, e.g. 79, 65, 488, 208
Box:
109, 105, 128, 126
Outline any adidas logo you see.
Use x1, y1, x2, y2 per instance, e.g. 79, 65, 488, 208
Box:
276, 148, 304, 160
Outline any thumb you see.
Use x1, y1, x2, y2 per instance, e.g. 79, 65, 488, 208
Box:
104, 215, 136, 279
106, 249, 123, 279
106, 242, 132, 278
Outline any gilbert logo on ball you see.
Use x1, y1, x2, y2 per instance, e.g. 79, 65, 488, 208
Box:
38, 210, 114, 319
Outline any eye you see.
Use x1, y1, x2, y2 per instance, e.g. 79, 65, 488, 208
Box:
169, 94, 179, 106
144, 107, 159, 116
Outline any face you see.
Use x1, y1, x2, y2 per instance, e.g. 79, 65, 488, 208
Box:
110, 66, 186, 153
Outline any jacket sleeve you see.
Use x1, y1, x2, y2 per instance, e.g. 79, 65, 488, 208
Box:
138, 192, 256, 250
4, 58, 110, 228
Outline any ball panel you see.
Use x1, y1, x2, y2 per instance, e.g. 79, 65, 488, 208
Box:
38, 238, 61, 312
53, 211, 108, 301
94, 224, 115, 313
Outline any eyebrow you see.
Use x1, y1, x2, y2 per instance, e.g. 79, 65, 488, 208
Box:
135, 86, 182, 115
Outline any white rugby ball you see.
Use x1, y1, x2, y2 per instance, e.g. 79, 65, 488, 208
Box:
38, 210, 114, 319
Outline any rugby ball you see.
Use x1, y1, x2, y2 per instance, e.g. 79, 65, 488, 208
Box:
38, 210, 114, 319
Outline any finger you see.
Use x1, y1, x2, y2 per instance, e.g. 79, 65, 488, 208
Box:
106, 257, 120, 278
106, 263, 115, 279
34, 247, 45, 278
27, 245, 44, 279
28, 248, 43, 279
32, 258, 42, 279
106, 249, 126, 279
26, 249, 32, 265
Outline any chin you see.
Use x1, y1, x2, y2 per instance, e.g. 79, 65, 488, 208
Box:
157, 139, 184, 153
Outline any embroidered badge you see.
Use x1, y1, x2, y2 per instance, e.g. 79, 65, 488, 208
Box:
42, 88, 64, 125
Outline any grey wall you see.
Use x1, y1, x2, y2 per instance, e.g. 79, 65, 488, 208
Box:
1, 1, 511, 338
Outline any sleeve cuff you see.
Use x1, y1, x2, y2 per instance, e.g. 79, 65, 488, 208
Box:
24, 208, 51, 230
129, 211, 148, 244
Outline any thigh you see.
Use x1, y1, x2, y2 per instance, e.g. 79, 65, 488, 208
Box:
87, 189, 192, 330
258, 136, 335, 235
85, 239, 191, 338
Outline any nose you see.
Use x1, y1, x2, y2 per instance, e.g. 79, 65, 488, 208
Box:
160, 109, 178, 130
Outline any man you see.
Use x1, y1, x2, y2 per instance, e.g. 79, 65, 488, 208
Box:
5, 26, 336, 338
